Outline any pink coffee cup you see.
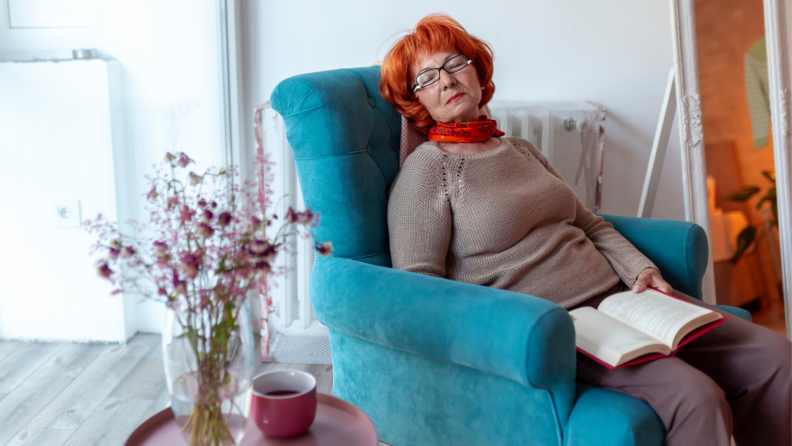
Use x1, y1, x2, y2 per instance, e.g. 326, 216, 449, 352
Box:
251, 370, 317, 438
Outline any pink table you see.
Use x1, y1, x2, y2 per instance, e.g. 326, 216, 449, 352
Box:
126, 393, 379, 446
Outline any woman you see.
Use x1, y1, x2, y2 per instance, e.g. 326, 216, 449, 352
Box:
379, 13, 790, 446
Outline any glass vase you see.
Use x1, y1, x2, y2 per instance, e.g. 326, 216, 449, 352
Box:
162, 298, 256, 446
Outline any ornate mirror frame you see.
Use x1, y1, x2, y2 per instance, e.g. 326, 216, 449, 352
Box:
671, 0, 792, 338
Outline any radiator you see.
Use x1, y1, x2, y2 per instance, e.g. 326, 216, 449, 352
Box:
256, 101, 606, 364
257, 105, 331, 364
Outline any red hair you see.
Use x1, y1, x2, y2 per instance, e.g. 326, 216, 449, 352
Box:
378, 14, 496, 135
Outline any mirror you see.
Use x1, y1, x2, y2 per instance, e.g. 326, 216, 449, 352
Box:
671, 0, 791, 339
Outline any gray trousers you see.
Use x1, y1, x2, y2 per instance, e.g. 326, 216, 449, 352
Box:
571, 282, 791, 446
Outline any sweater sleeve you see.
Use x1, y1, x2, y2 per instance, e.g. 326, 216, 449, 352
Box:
519, 139, 658, 287
387, 149, 452, 278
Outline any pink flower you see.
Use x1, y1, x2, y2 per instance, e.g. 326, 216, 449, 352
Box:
179, 205, 196, 223
297, 208, 315, 225
153, 241, 168, 258
250, 240, 270, 255
172, 273, 187, 295
248, 240, 276, 271
285, 208, 298, 224
217, 212, 232, 228
180, 253, 201, 278
196, 223, 214, 238
85, 151, 319, 313
177, 153, 192, 168
315, 241, 334, 257
188, 172, 202, 186
252, 261, 271, 274
121, 247, 136, 259
97, 263, 113, 279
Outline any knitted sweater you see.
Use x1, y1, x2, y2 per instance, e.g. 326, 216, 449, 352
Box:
387, 136, 658, 309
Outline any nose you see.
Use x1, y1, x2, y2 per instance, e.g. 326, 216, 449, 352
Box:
439, 69, 456, 90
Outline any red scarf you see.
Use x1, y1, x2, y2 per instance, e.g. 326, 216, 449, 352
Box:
428, 115, 506, 143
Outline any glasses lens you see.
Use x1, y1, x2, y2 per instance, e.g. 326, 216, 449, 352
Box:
416, 70, 439, 88
445, 55, 469, 73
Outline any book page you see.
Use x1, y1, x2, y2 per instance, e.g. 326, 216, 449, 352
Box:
598, 289, 713, 347
569, 307, 667, 367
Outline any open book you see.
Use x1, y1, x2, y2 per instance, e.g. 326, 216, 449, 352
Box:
569, 287, 726, 369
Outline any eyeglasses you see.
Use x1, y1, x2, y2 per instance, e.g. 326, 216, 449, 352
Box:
413, 54, 472, 92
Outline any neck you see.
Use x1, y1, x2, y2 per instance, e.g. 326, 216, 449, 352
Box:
446, 109, 481, 123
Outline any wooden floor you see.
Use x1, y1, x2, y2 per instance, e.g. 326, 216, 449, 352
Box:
750, 301, 788, 337
0, 333, 390, 446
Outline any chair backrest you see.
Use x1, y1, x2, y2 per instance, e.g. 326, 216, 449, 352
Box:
271, 66, 401, 268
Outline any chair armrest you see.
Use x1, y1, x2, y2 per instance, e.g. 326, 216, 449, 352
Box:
308, 256, 576, 394
600, 214, 708, 300
564, 384, 664, 446
715, 305, 752, 322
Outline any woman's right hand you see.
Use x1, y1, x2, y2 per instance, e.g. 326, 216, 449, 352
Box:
632, 267, 673, 294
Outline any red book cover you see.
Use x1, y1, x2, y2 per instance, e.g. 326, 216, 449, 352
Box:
575, 287, 728, 370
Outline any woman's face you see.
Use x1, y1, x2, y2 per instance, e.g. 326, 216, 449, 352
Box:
411, 49, 482, 123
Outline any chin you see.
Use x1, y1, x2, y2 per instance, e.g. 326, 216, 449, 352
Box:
444, 100, 479, 122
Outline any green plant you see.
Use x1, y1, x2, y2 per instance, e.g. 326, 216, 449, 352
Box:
720, 170, 777, 263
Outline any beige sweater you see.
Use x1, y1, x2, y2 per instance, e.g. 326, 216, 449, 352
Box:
387, 137, 658, 309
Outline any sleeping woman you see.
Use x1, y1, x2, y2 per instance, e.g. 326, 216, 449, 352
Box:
379, 13, 791, 446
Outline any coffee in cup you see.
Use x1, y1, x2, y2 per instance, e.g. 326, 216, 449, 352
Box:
251, 370, 317, 438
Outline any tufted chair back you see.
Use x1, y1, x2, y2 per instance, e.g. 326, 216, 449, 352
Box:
270, 66, 401, 268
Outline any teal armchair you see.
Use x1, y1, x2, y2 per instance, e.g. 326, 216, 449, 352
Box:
270, 66, 751, 446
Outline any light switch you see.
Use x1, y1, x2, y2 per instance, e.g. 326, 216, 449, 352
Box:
49, 199, 81, 228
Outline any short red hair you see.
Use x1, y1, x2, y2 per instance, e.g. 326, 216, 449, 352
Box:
379, 14, 496, 135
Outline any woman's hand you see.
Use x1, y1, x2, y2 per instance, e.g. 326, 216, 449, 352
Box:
632, 268, 673, 294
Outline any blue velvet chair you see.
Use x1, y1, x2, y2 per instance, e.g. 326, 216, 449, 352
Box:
270, 66, 752, 446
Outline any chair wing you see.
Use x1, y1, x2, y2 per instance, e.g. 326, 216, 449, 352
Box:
271, 66, 402, 266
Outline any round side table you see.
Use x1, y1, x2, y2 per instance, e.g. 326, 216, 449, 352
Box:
125, 393, 378, 446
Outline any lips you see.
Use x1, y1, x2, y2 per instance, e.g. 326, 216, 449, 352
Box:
446, 92, 465, 105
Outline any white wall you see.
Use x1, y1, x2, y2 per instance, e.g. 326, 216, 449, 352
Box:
0, 60, 126, 342
239, 0, 686, 221
0, 0, 226, 341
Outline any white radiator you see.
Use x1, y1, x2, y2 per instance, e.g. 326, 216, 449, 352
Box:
256, 101, 606, 364
259, 106, 331, 364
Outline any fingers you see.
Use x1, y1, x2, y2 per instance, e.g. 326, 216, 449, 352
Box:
632, 273, 651, 293
658, 282, 674, 294
633, 269, 674, 295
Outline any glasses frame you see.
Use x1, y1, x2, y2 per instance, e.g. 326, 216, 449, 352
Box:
412, 55, 472, 93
